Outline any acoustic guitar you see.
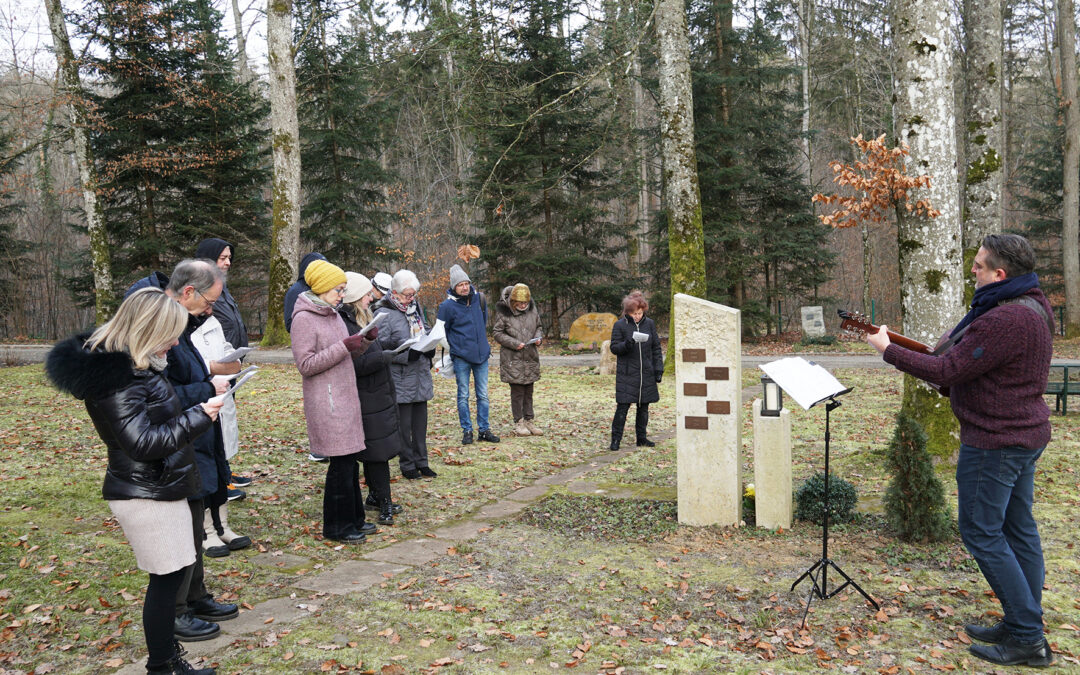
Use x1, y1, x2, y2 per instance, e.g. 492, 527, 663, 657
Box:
837, 309, 934, 355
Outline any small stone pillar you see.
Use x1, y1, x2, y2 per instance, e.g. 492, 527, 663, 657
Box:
674, 293, 741, 527
599, 340, 616, 375
752, 398, 792, 530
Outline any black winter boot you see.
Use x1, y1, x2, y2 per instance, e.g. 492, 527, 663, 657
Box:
147, 653, 215, 674
377, 499, 395, 525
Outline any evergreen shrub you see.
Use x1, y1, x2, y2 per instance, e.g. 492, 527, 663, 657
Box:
794, 472, 858, 525
883, 413, 953, 542
799, 335, 837, 346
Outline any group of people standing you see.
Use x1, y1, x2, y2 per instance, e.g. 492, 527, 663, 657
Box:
47, 240, 254, 675
45, 241, 668, 673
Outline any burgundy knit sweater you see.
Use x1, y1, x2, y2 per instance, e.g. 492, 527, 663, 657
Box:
883, 288, 1053, 451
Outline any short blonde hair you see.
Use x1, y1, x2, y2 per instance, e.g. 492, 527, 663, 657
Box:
86, 287, 188, 370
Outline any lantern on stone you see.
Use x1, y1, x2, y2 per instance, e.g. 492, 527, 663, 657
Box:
760, 375, 783, 416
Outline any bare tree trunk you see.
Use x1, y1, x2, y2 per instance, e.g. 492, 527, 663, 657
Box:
796, 0, 813, 186
1060, 0, 1080, 336
962, 0, 1004, 304
632, 48, 652, 267
264, 0, 301, 345
44, 0, 115, 324
657, 0, 705, 368
894, 0, 964, 457
231, 0, 253, 82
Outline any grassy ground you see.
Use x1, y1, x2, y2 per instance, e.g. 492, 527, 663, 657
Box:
1, 360, 1079, 673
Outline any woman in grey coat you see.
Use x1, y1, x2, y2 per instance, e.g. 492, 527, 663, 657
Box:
374, 270, 436, 480
492, 283, 543, 437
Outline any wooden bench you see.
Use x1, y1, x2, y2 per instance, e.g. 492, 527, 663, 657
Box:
1048, 360, 1080, 415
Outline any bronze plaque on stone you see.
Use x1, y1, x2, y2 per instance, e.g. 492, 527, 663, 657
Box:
684, 416, 709, 430
707, 400, 731, 415
705, 367, 729, 380
683, 383, 707, 397
681, 349, 706, 362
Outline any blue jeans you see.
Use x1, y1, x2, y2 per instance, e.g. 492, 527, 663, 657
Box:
956, 444, 1045, 644
453, 357, 489, 433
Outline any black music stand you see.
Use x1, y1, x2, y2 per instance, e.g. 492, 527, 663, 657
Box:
789, 390, 879, 627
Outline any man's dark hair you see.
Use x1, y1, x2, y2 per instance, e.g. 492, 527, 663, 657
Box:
982, 234, 1036, 279
167, 259, 223, 295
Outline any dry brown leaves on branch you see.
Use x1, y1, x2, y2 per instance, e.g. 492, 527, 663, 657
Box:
457, 245, 480, 262
812, 134, 941, 229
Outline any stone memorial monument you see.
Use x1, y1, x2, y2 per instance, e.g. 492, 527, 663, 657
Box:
567, 312, 618, 350
800, 306, 826, 338
752, 398, 792, 529
673, 293, 741, 527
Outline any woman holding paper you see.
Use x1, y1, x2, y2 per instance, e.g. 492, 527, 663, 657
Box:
339, 272, 402, 525
45, 288, 223, 675
492, 283, 544, 437
373, 269, 436, 480
291, 260, 380, 543
608, 290, 664, 451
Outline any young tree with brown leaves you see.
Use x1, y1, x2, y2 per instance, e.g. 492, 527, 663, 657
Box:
813, 134, 939, 314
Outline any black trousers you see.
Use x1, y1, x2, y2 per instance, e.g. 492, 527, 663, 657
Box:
362, 460, 392, 503
176, 499, 210, 616
397, 402, 429, 473
611, 402, 650, 442
323, 452, 365, 538
509, 383, 535, 421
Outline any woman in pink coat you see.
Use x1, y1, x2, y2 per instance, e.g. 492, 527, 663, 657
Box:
291, 260, 380, 543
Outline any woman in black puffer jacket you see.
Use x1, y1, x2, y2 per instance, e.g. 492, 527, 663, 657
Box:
46, 288, 222, 675
339, 272, 403, 526
608, 290, 664, 450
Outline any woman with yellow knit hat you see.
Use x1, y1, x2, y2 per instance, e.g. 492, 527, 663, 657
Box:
492, 283, 544, 437
291, 260, 381, 543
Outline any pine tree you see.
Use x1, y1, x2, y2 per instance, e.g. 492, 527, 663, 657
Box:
467, 0, 630, 335
75, 0, 268, 285
296, 0, 393, 270
883, 413, 952, 542
689, 1, 834, 332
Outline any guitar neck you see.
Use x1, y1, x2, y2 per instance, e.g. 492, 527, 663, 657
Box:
885, 329, 933, 355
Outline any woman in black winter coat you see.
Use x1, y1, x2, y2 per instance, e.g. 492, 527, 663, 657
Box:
608, 291, 664, 450
46, 288, 223, 675
339, 272, 404, 525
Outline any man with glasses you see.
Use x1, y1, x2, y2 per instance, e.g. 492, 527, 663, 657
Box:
125, 260, 243, 643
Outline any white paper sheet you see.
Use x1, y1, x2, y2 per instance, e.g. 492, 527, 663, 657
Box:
358, 312, 385, 336
758, 357, 850, 410
218, 346, 253, 363
210, 367, 258, 403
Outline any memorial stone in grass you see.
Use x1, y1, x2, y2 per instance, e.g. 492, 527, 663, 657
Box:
674, 293, 741, 526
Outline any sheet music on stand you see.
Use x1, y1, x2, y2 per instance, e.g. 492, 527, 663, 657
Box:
759, 357, 851, 410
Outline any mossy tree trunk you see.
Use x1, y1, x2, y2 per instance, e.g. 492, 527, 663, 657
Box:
894, 0, 963, 458
962, 0, 1004, 306
1058, 0, 1080, 337
264, 0, 301, 346
656, 0, 705, 372
45, 0, 115, 324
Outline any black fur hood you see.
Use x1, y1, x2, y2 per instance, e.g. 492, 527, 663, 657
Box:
46, 333, 139, 401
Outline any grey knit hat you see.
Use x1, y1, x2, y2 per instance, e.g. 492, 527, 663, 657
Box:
449, 264, 471, 289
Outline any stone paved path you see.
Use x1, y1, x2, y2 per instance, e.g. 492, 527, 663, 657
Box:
114, 434, 679, 674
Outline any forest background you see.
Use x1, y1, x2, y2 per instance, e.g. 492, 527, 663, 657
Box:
0, 0, 1073, 345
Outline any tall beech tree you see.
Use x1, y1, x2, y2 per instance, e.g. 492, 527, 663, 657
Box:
657, 0, 704, 365
44, 0, 115, 322
892, 0, 963, 457
962, 0, 1005, 304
